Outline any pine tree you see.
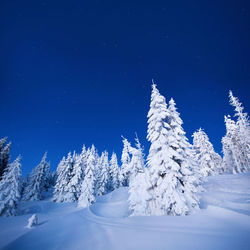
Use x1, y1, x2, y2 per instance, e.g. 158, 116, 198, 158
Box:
225, 91, 250, 172
109, 152, 120, 191
222, 91, 250, 174
71, 146, 88, 199
78, 146, 96, 208
128, 136, 151, 216
22, 153, 51, 201
119, 137, 131, 186
193, 128, 222, 176
128, 169, 151, 216
53, 153, 75, 202
146, 83, 186, 215
128, 135, 145, 178
229, 91, 250, 143
0, 137, 11, 180
146, 83, 199, 216
65, 152, 83, 202
167, 98, 200, 213
0, 155, 22, 216
55, 156, 66, 180
222, 115, 247, 173
96, 151, 109, 196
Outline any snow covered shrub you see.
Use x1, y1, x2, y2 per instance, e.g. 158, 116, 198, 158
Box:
26, 214, 38, 229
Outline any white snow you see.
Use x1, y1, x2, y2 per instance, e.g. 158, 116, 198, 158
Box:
1, 173, 250, 250
26, 214, 38, 229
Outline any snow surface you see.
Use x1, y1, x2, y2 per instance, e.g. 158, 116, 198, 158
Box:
1, 173, 250, 250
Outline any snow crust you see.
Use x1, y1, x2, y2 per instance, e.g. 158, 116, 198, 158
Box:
1, 173, 250, 250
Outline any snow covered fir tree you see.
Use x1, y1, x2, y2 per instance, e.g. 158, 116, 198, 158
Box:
0, 84, 249, 219
23, 152, 51, 201
108, 152, 120, 191
145, 82, 200, 216
95, 151, 109, 196
222, 91, 250, 174
193, 128, 223, 176
119, 137, 131, 187
78, 146, 97, 208
128, 135, 151, 216
0, 155, 22, 217
0, 137, 11, 181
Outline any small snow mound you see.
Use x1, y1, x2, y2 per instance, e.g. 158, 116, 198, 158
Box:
90, 187, 130, 218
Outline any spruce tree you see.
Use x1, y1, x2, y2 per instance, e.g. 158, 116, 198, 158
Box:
146, 83, 199, 216
66, 152, 83, 202
193, 128, 222, 176
119, 137, 131, 186
167, 98, 200, 212
96, 151, 109, 196
0, 155, 22, 216
78, 146, 96, 208
0, 137, 11, 180
226, 91, 250, 172
128, 169, 151, 216
128, 135, 145, 179
109, 152, 120, 191
222, 115, 246, 173
128, 136, 151, 216
146, 83, 188, 215
53, 153, 74, 202
23, 153, 51, 201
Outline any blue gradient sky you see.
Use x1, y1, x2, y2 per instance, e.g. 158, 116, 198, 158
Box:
0, 0, 249, 175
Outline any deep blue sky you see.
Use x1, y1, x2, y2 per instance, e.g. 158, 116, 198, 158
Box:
0, 0, 249, 175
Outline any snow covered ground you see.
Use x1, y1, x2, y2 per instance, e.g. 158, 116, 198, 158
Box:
1, 173, 250, 250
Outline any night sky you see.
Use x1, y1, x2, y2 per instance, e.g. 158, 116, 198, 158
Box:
0, 0, 249, 175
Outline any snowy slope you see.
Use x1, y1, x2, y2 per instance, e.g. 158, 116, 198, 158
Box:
1, 173, 250, 250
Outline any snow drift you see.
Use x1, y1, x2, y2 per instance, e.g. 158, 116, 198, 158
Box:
0, 173, 250, 250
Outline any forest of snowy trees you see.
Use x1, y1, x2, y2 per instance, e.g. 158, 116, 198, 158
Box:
0, 83, 249, 217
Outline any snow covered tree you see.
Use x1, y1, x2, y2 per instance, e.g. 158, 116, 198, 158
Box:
225, 91, 250, 173
222, 116, 237, 173
119, 137, 131, 186
53, 152, 75, 202
0, 155, 22, 216
146, 83, 199, 216
128, 135, 151, 216
64, 152, 83, 202
229, 90, 250, 145
0, 137, 11, 180
108, 152, 120, 191
22, 153, 51, 201
146, 83, 187, 216
128, 169, 151, 216
78, 146, 96, 208
222, 91, 250, 174
192, 128, 222, 176
55, 156, 66, 180
95, 151, 109, 196
128, 135, 145, 178
68, 146, 88, 200
167, 98, 200, 212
